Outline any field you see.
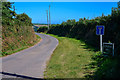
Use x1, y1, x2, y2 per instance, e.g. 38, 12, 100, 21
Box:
44, 34, 120, 79
44, 34, 97, 78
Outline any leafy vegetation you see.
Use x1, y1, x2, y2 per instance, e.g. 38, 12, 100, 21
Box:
0, 1, 2, 55
47, 2, 120, 55
1, 2, 40, 56
44, 2, 120, 79
37, 26, 48, 33
44, 34, 120, 79
83, 52, 120, 79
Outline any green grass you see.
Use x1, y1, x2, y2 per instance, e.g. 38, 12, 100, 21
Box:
90, 53, 120, 79
44, 34, 120, 79
44, 34, 97, 78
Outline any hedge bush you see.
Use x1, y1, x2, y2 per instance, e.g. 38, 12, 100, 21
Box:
37, 26, 48, 33
48, 4, 120, 55
2, 2, 38, 56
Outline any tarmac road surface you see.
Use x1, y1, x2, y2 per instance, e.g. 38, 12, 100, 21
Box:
1, 33, 58, 79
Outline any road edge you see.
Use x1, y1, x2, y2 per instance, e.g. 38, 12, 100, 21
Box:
43, 34, 59, 78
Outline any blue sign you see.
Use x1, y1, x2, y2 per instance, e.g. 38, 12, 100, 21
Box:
96, 25, 104, 35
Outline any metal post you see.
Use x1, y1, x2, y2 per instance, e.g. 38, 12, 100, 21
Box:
113, 43, 114, 56
100, 35, 102, 53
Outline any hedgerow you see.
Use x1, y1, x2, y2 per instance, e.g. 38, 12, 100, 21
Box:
1, 2, 38, 56
37, 26, 48, 33
48, 2, 120, 55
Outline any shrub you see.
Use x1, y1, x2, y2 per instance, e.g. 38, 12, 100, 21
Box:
47, 4, 120, 55
37, 26, 48, 33
2, 2, 38, 56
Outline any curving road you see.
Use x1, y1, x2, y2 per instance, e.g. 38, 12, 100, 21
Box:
1, 33, 58, 79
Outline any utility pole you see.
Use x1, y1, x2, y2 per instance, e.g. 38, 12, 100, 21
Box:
49, 5, 51, 27
46, 10, 49, 29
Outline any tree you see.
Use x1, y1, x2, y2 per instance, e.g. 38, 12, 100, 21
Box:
0, 1, 2, 22
16, 13, 32, 26
2, 2, 16, 25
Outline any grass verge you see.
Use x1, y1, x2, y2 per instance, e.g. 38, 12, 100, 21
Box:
44, 34, 120, 79
44, 34, 97, 78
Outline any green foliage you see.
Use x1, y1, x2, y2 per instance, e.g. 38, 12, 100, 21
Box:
2, 2, 14, 25
46, 3, 120, 79
94, 58, 119, 79
87, 52, 120, 80
16, 13, 32, 26
2, 2, 39, 56
0, 2, 2, 19
37, 26, 48, 33
48, 3, 120, 55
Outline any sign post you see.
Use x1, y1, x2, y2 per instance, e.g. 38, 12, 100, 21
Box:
100, 35, 102, 52
96, 25, 104, 53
